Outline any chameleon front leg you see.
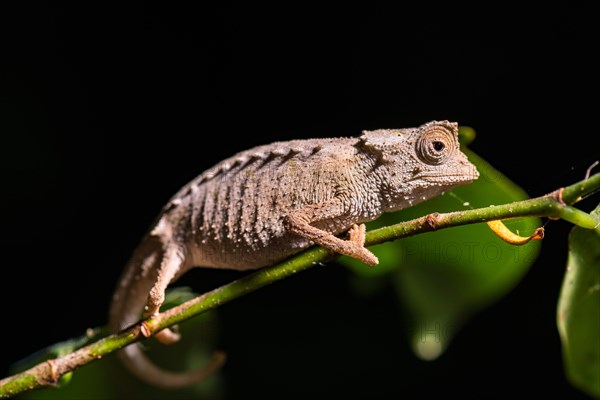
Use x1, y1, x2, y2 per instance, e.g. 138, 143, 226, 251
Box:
284, 199, 379, 266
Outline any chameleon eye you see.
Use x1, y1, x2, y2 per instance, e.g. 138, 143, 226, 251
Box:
415, 126, 456, 165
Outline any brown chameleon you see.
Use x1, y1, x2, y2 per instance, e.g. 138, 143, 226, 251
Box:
109, 120, 479, 388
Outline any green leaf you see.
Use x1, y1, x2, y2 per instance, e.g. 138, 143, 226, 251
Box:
557, 204, 600, 399
342, 126, 542, 360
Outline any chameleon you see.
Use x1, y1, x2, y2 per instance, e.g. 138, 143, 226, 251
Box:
109, 120, 479, 388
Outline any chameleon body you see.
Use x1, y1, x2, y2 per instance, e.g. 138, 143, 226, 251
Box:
109, 120, 478, 388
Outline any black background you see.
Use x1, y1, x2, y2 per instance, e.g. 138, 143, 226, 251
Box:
1, 3, 597, 399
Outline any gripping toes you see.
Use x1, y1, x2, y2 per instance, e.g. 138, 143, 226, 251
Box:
348, 224, 378, 266
349, 223, 366, 246
357, 247, 379, 267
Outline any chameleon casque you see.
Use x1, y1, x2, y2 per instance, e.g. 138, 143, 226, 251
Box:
109, 120, 479, 388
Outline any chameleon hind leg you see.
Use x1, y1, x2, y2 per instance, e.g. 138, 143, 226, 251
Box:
145, 244, 187, 344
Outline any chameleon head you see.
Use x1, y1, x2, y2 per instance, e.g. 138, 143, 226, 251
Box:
359, 120, 479, 211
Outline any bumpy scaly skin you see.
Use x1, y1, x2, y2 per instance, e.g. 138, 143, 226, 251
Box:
109, 120, 479, 388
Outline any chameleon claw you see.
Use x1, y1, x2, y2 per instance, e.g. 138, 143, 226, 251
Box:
348, 223, 378, 266
140, 322, 152, 338
348, 223, 366, 246
362, 251, 379, 267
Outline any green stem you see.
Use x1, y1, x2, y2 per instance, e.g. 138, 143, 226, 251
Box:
562, 171, 600, 204
1, 173, 599, 399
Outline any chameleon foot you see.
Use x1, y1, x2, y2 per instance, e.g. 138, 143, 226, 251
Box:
348, 223, 378, 266
348, 223, 366, 246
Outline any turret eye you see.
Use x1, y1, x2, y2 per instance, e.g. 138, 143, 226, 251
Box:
416, 126, 456, 165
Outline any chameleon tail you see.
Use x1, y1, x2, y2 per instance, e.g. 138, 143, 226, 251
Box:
109, 235, 225, 388
117, 345, 226, 389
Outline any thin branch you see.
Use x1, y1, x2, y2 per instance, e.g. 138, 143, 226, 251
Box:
1, 173, 599, 399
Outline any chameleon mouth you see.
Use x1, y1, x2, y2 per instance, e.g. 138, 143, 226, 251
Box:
407, 159, 480, 182
407, 171, 479, 183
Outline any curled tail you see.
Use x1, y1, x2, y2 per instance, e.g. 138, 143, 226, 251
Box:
109, 235, 225, 388
117, 345, 226, 389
